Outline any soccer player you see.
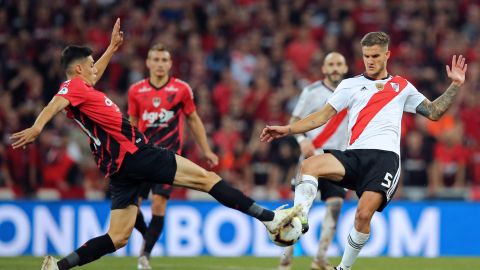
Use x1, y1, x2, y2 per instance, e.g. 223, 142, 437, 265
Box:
261, 32, 467, 270
127, 43, 219, 270
279, 52, 349, 270
9, 19, 299, 270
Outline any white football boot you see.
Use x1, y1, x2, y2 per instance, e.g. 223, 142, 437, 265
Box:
263, 204, 302, 235
137, 255, 152, 270
40, 256, 59, 270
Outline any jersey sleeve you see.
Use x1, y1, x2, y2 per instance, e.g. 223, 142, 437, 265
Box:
403, 82, 427, 113
55, 79, 87, 107
127, 86, 139, 117
181, 84, 196, 115
327, 80, 351, 112
292, 87, 314, 118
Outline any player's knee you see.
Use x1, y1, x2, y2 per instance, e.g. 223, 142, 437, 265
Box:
198, 171, 221, 191
300, 158, 317, 175
110, 232, 130, 249
115, 237, 129, 249
355, 208, 374, 225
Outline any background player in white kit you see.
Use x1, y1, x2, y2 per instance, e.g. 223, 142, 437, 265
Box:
279, 52, 349, 270
261, 32, 467, 270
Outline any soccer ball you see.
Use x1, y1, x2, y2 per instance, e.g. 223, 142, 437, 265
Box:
268, 216, 303, 247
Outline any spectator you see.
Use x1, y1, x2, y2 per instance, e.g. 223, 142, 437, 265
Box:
429, 124, 469, 196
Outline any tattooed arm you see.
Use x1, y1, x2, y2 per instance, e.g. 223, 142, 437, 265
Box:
416, 55, 467, 121
416, 83, 461, 121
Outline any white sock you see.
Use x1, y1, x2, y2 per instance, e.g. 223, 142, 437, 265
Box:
339, 227, 370, 269
294, 174, 318, 217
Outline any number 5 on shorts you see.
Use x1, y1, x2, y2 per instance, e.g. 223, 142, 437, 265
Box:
381, 172, 393, 188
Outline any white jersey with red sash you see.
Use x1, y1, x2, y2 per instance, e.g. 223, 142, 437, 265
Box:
292, 81, 349, 153
328, 74, 426, 155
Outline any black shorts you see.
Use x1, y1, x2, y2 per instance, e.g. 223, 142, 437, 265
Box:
318, 178, 346, 201
109, 145, 177, 209
328, 149, 400, 212
139, 183, 173, 199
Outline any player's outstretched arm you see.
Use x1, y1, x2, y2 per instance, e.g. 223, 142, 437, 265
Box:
92, 18, 124, 85
289, 116, 315, 158
416, 55, 467, 121
10, 96, 70, 149
260, 103, 337, 142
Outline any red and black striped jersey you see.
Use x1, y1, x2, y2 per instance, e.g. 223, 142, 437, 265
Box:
127, 77, 196, 154
56, 77, 147, 177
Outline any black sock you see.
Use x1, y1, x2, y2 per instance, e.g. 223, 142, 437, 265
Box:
208, 180, 274, 221
135, 211, 147, 237
57, 234, 116, 269
143, 215, 165, 257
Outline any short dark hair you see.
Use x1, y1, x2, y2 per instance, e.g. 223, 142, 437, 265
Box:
360, 32, 390, 48
148, 43, 169, 58
149, 43, 168, 53
61, 45, 93, 71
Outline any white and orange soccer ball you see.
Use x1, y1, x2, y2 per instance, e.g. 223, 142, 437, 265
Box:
268, 216, 303, 247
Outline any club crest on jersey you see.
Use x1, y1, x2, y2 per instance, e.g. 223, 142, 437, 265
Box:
58, 87, 68, 94
390, 82, 400, 92
375, 83, 384, 91
152, 97, 161, 108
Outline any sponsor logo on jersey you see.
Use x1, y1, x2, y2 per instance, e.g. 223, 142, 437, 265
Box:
142, 109, 174, 126
375, 83, 384, 91
138, 86, 151, 93
360, 86, 368, 91
165, 85, 179, 92
104, 96, 120, 112
58, 87, 68, 94
152, 97, 161, 108
104, 96, 113, 106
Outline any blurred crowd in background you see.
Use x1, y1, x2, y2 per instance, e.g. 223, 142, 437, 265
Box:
0, 0, 479, 201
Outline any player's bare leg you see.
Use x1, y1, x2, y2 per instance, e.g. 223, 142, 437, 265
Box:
336, 191, 382, 270
108, 205, 138, 248
311, 197, 343, 270
278, 245, 294, 270
295, 154, 345, 230
172, 155, 300, 234
138, 195, 168, 270
134, 197, 147, 238
49, 205, 137, 270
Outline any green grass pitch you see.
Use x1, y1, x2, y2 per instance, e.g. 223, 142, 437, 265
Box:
1, 256, 480, 270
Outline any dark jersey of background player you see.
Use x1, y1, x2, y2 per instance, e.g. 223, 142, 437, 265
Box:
128, 76, 194, 153
127, 43, 218, 270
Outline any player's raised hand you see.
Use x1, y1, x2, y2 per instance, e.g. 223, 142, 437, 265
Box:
260, 125, 290, 143
446, 55, 467, 86
109, 18, 124, 52
204, 151, 219, 168
10, 127, 41, 149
